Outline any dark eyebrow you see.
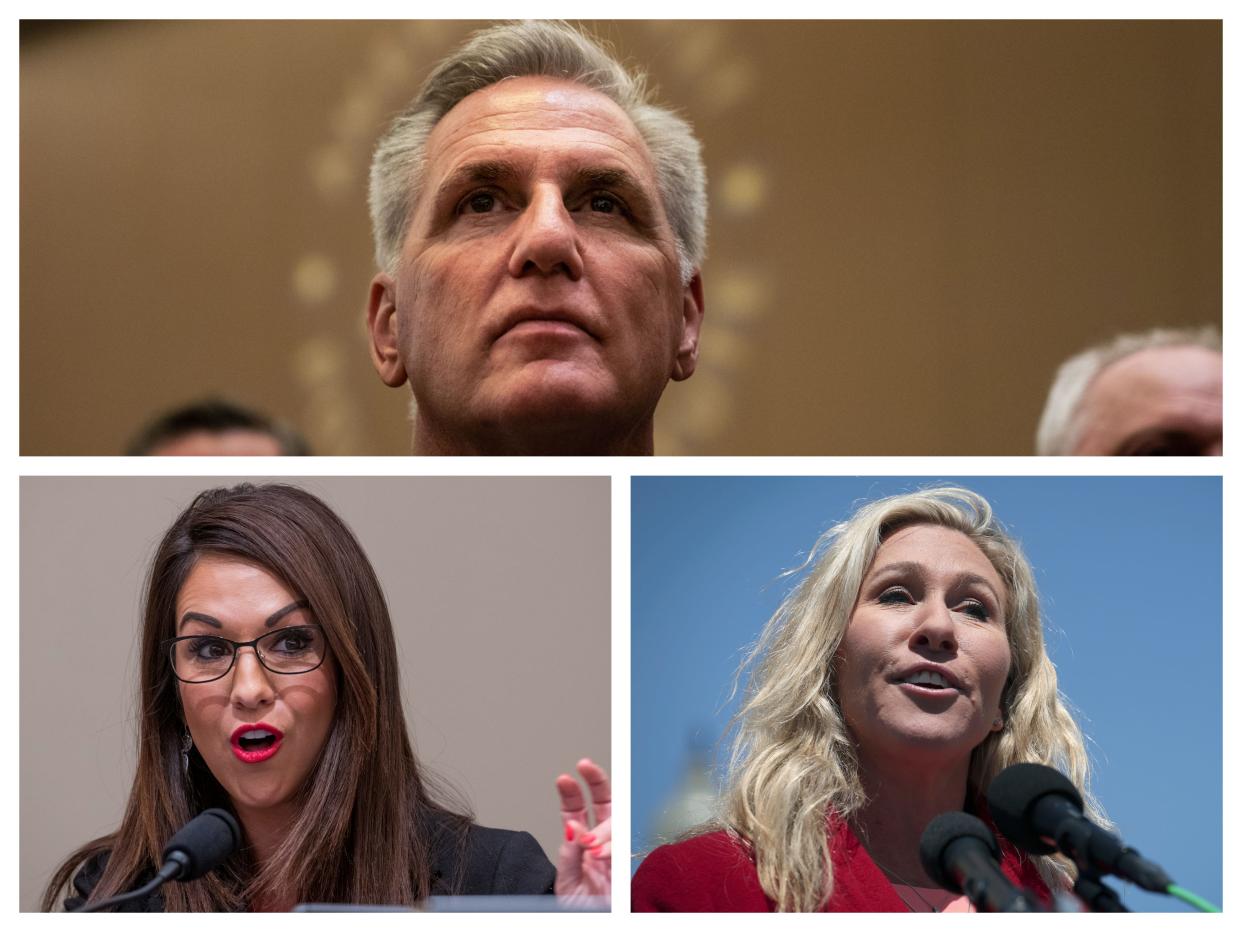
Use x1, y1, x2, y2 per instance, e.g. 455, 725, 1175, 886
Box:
265, 600, 310, 628
954, 572, 1004, 608
180, 612, 221, 631
432, 160, 658, 221
866, 562, 1003, 606
178, 599, 309, 633
434, 159, 523, 207
574, 166, 658, 218
1113, 428, 1202, 455
866, 561, 924, 583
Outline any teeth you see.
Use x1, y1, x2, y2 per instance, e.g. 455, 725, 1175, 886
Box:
241, 729, 272, 740
904, 670, 951, 688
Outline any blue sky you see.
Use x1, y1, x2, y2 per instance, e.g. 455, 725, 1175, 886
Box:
631, 476, 1221, 912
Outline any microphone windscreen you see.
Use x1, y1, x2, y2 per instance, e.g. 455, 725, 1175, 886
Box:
161, 808, 242, 881
987, 763, 1084, 854
918, 811, 1000, 892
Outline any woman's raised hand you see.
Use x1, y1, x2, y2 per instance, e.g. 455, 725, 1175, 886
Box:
554, 758, 611, 904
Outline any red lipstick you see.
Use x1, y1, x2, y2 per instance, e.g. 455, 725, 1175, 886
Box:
230, 722, 284, 764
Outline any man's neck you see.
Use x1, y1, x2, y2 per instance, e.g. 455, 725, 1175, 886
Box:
411, 413, 655, 456
851, 751, 972, 888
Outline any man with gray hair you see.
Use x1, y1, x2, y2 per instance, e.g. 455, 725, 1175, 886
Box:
1035, 326, 1221, 455
365, 21, 706, 455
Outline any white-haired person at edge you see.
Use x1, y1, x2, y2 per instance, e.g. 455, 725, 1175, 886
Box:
365, 20, 707, 455
43, 484, 610, 911
1036, 326, 1221, 456
633, 487, 1106, 912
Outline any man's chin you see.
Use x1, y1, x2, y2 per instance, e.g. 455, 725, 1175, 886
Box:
413, 361, 665, 454
490, 389, 626, 440
482, 367, 658, 453
488, 362, 633, 422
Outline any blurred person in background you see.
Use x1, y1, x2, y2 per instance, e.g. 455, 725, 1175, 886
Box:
126, 399, 311, 456
1035, 327, 1221, 456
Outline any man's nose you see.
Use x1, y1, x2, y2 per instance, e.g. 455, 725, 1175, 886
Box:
507, 186, 584, 280
229, 648, 275, 708
910, 601, 959, 653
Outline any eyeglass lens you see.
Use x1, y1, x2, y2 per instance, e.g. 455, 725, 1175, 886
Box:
171, 627, 325, 683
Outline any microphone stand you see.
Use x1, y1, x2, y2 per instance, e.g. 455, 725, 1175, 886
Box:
76, 862, 181, 913
74, 808, 240, 912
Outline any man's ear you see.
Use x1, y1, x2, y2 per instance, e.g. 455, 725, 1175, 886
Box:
366, 273, 409, 388
672, 271, 705, 382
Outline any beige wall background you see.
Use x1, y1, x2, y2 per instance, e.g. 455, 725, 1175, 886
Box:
20, 21, 1220, 454
20, 476, 610, 911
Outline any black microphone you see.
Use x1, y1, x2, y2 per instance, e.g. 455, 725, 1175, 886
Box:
77, 809, 241, 912
918, 811, 1043, 911
160, 807, 242, 881
986, 763, 1172, 893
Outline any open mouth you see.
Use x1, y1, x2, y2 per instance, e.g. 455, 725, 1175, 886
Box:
230, 723, 284, 763
900, 681, 955, 694
239, 732, 277, 751
895, 670, 960, 693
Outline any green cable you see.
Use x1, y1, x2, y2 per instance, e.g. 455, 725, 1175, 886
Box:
1167, 884, 1220, 913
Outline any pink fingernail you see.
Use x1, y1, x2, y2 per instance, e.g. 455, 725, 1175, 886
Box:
564, 824, 574, 842
591, 847, 609, 859
580, 833, 596, 846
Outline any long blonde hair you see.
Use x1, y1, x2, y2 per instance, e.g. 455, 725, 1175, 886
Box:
723, 487, 1105, 911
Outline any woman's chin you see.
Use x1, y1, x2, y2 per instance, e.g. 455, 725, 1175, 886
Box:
874, 717, 991, 759
225, 782, 295, 814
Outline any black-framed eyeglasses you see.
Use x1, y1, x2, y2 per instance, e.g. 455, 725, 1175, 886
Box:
163, 625, 328, 684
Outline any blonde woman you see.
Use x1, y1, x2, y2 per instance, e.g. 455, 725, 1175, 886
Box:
633, 487, 1103, 912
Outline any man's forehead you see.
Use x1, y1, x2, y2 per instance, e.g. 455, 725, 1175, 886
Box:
1073, 344, 1222, 449
424, 76, 653, 179
1089, 345, 1223, 404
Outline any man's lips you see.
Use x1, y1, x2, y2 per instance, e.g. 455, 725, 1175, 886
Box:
230, 722, 284, 764
492, 307, 599, 343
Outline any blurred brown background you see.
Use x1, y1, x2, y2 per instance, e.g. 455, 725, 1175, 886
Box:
20, 20, 1221, 455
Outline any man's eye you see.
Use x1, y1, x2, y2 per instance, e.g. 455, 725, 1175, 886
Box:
1115, 430, 1199, 456
463, 192, 498, 214
1126, 439, 1191, 456
589, 194, 620, 213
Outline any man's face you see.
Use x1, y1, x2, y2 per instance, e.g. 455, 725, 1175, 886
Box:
368, 77, 703, 453
147, 430, 285, 456
1071, 345, 1222, 455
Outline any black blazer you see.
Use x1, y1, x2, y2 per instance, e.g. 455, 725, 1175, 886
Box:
63, 817, 556, 911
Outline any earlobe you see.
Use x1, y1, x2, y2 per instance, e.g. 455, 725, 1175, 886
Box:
366, 273, 409, 388
672, 272, 705, 382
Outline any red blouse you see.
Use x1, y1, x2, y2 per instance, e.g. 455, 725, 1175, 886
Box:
632, 815, 1052, 912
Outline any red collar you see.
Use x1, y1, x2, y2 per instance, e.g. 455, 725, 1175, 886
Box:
825, 811, 1053, 912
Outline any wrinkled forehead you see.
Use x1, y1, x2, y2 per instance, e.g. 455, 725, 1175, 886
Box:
1077, 345, 1223, 427
423, 76, 657, 186
1093, 345, 1222, 400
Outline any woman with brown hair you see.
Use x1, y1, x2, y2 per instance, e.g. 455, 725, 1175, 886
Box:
41, 483, 610, 911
